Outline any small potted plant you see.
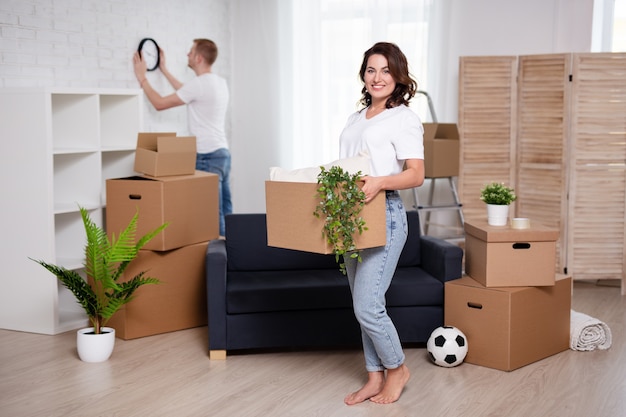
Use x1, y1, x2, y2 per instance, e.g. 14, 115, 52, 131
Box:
314, 166, 367, 274
480, 182, 517, 226
30, 206, 167, 362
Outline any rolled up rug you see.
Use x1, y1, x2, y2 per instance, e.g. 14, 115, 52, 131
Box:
570, 310, 612, 351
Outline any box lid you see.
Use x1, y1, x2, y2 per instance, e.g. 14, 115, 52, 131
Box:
136, 133, 196, 154
447, 274, 571, 293
109, 170, 215, 183
136, 132, 177, 151
464, 219, 559, 242
422, 123, 459, 141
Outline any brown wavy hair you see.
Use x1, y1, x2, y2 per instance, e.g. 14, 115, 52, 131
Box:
358, 42, 417, 109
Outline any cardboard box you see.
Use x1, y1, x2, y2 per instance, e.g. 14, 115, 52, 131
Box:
444, 274, 571, 371
422, 123, 459, 178
134, 132, 197, 177
265, 180, 386, 254
106, 171, 219, 251
107, 241, 209, 340
464, 219, 559, 287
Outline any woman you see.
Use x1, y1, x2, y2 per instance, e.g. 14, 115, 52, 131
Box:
340, 42, 425, 405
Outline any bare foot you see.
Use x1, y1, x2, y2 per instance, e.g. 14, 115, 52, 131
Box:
370, 364, 410, 404
344, 371, 385, 405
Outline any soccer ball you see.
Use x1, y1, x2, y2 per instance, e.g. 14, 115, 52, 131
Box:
427, 326, 468, 367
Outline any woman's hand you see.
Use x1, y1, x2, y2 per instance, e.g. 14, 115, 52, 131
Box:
361, 175, 385, 203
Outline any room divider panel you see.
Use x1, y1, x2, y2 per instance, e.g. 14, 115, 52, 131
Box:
458, 53, 626, 294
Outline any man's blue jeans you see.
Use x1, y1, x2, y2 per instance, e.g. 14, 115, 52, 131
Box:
196, 148, 232, 236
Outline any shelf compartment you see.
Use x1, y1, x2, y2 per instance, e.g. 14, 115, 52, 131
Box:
57, 271, 89, 332
100, 94, 141, 149
53, 152, 101, 212
51, 93, 99, 151
54, 209, 104, 268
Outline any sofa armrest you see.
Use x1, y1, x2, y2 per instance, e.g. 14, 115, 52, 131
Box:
206, 238, 227, 351
419, 235, 463, 283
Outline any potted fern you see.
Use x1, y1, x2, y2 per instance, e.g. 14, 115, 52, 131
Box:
30, 206, 167, 362
314, 166, 367, 274
480, 182, 517, 226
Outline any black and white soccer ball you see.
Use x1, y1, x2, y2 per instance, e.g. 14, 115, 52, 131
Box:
426, 326, 468, 367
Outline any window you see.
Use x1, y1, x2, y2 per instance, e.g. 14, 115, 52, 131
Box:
592, 0, 626, 51
613, 0, 626, 50
291, 0, 435, 169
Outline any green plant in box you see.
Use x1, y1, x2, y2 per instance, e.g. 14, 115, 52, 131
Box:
480, 182, 517, 205
314, 166, 368, 275
31, 206, 168, 334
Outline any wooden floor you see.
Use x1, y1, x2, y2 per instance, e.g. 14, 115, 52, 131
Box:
1, 280, 624, 417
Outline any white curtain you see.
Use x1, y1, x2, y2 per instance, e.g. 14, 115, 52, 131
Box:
289, 0, 440, 170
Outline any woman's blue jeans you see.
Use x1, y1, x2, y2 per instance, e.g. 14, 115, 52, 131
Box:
196, 148, 232, 236
344, 192, 408, 372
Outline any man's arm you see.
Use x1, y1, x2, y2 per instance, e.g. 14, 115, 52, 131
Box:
133, 51, 185, 111
140, 82, 184, 111
158, 49, 183, 90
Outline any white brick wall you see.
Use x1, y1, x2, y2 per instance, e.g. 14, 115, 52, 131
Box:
0, 0, 231, 133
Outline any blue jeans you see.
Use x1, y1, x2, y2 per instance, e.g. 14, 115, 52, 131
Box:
344, 192, 408, 372
196, 148, 232, 236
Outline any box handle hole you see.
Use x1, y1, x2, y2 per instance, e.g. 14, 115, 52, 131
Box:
129, 194, 142, 200
512, 242, 531, 250
467, 302, 483, 309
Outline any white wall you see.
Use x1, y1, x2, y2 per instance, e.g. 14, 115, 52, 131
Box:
0, 0, 231, 134
437, 0, 594, 122
0, 0, 598, 216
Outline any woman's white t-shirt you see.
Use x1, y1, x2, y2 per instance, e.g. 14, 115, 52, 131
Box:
176, 73, 229, 154
339, 104, 424, 177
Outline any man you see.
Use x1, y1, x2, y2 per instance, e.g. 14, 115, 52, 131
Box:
133, 38, 231, 236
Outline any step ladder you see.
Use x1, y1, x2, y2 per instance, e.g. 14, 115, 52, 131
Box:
412, 177, 464, 239
411, 91, 464, 240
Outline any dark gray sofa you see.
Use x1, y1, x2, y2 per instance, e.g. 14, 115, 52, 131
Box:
206, 210, 463, 358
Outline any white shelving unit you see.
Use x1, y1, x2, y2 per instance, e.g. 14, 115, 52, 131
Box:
0, 88, 142, 334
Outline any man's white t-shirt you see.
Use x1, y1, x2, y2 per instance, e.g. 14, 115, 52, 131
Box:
339, 105, 424, 177
176, 73, 229, 154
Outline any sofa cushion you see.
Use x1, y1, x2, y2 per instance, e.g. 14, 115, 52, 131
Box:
397, 210, 421, 267
225, 214, 338, 271
386, 268, 445, 306
227, 269, 349, 314
227, 268, 444, 315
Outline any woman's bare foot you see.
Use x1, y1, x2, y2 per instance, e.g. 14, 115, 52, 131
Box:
344, 371, 385, 405
370, 364, 410, 404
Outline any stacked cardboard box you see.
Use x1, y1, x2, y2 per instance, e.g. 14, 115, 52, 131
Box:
105, 133, 219, 340
445, 219, 571, 371
422, 123, 460, 178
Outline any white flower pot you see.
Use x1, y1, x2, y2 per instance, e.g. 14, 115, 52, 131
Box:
486, 204, 509, 226
76, 327, 116, 363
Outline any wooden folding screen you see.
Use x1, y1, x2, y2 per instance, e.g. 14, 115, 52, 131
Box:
457, 56, 517, 222
458, 53, 626, 293
567, 53, 626, 284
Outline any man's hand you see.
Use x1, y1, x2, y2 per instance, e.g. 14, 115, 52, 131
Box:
158, 49, 167, 72
133, 51, 147, 83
